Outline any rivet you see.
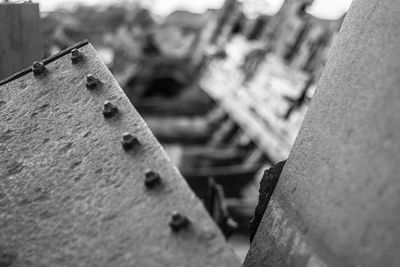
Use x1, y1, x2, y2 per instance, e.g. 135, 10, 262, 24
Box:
169, 211, 189, 232
32, 61, 45, 76
121, 133, 139, 150
103, 101, 119, 118
144, 170, 161, 189
86, 74, 100, 90
71, 48, 83, 64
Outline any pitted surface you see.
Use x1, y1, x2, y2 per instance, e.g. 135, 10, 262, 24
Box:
0, 44, 239, 267
244, 1, 400, 266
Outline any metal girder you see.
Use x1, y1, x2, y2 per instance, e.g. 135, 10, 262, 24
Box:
244, 0, 400, 266
0, 41, 240, 267
200, 57, 308, 163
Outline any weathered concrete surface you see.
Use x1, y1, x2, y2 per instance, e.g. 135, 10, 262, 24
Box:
0, 43, 239, 267
0, 3, 43, 80
244, 0, 400, 266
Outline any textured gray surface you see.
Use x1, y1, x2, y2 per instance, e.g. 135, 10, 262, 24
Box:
244, 0, 400, 266
0, 44, 239, 267
0, 3, 43, 80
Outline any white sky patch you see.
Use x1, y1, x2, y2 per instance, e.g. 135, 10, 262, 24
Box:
240, 0, 284, 18
149, 0, 224, 15
308, 0, 352, 20
35, 0, 352, 20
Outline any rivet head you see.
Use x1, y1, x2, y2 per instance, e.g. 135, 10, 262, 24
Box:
169, 211, 189, 232
144, 170, 161, 189
86, 74, 100, 90
71, 48, 83, 64
32, 61, 45, 76
103, 101, 119, 118
121, 133, 139, 150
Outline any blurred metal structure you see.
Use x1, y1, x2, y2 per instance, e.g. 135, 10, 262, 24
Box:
201, 55, 308, 163
244, 0, 400, 266
0, 2, 43, 80
205, 177, 238, 238
0, 41, 239, 267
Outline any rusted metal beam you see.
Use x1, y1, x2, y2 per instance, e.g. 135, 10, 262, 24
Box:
244, 0, 400, 266
0, 42, 240, 267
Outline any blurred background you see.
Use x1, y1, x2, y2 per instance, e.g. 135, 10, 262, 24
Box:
1, 0, 351, 262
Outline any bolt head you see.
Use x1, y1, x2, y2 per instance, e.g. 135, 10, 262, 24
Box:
144, 170, 161, 189
103, 101, 119, 118
86, 74, 96, 83
122, 133, 132, 141
121, 133, 139, 150
32, 61, 45, 76
86, 74, 99, 90
169, 211, 189, 232
71, 49, 83, 64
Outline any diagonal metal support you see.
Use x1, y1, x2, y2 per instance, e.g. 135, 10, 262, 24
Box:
0, 42, 240, 267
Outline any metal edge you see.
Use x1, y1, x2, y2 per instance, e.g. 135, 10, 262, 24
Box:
0, 39, 89, 87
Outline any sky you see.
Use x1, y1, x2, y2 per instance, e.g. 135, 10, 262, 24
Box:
35, 0, 352, 20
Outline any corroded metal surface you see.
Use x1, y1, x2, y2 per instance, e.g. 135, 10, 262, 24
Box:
0, 43, 239, 267
244, 0, 400, 266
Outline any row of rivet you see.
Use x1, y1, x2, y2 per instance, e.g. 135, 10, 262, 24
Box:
31, 48, 189, 232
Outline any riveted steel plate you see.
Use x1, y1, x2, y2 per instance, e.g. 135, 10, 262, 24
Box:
0, 42, 239, 267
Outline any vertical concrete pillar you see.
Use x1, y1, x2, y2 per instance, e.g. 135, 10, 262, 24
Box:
0, 3, 43, 80
244, 0, 400, 266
